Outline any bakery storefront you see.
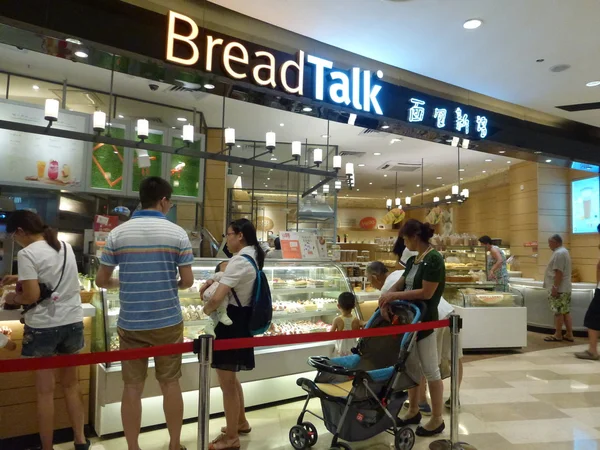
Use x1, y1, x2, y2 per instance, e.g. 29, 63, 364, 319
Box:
1, 0, 600, 442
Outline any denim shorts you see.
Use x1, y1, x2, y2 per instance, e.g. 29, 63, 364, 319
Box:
22, 321, 85, 357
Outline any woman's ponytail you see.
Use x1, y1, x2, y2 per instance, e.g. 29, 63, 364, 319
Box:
6, 210, 61, 251
43, 226, 61, 251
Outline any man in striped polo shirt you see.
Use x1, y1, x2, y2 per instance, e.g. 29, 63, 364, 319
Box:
96, 177, 195, 450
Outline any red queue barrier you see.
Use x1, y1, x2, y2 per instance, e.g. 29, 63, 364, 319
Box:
0, 319, 449, 374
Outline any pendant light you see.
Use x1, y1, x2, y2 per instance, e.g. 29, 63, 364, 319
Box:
405, 196, 411, 205
137, 119, 149, 140
335, 180, 342, 191
182, 124, 194, 144
333, 155, 342, 170
395, 197, 401, 207
225, 127, 236, 147
266, 131, 276, 150
93, 111, 106, 132
452, 185, 459, 195
292, 141, 301, 159
386, 198, 392, 211
323, 184, 330, 195
44, 99, 59, 123
313, 148, 323, 166
433, 196, 440, 203
345, 162, 354, 177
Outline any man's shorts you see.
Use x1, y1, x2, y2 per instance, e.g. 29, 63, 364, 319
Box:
437, 324, 463, 379
549, 292, 572, 315
118, 321, 184, 384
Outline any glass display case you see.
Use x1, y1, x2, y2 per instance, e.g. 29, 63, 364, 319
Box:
99, 258, 353, 365
456, 288, 524, 308
438, 246, 488, 283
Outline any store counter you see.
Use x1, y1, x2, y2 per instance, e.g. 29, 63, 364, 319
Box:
509, 278, 596, 332
0, 303, 96, 439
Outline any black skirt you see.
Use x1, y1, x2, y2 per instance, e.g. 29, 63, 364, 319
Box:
584, 289, 600, 331
212, 304, 255, 372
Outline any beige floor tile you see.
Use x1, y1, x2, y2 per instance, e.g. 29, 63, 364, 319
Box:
504, 379, 600, 395
460, 377, 513, 390
450, 432, 513, 450
489, 418, 600, 444
487, 369, 570, 382
509, 440, 600, 450
462, 401, 568, 422
560, 407, 600, 428
534, 392, 600, 409
460, 387, 539, 405
568, 374, 600, 385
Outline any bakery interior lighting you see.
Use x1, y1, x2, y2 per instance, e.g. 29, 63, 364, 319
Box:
92, 111, 106, 133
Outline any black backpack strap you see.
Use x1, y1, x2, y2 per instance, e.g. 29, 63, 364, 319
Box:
231, 288, 243, 308
22, 242, 68, 315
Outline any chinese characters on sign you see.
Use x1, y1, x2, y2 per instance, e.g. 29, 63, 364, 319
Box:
406, 98, 488, 139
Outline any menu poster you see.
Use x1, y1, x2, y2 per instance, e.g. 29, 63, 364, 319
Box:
131, 130, 163, 192
93, 215, 119, 232
280, 231, 302, 259
298, 233, 321, 259
572, 176, 600, 233
170, 137, 201, 198
0, 100, 86, 189
90, 125, 126, 191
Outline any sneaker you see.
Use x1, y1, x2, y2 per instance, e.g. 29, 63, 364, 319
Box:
419, 402, 432, 416
445, 398, 460, 410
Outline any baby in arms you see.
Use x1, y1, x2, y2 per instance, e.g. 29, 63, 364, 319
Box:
201, 261, 233, 336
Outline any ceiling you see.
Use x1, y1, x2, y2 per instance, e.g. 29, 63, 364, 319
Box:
208, 0, 600, 129
0, 42, 518, 199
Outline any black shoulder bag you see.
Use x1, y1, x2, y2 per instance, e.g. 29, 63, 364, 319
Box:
20, 241, 67, 323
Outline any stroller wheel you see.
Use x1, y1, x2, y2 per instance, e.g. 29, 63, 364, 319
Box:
289, 425, 309, 450
395, 426, 415, 450
301, 422, 318, 446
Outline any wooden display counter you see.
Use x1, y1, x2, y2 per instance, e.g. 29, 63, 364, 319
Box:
0, 304, 96, 439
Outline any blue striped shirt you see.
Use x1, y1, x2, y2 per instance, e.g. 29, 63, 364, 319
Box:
100, 210, 194, 331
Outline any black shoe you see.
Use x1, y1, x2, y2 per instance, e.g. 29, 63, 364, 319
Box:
397, 412, 422, 426
416, 421, 445, 437
75, 439, 91, 450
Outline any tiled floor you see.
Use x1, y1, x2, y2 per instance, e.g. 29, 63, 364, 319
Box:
57, 340, 600, 450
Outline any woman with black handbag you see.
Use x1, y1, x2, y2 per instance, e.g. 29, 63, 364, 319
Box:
0, 210, 89, 450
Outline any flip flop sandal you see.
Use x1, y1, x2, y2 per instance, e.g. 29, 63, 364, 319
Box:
575, 350, 600, 360
544, 336, 563, 342
220, 426, 252, 434
564, 337, 575, 342
209, 434, 241, 450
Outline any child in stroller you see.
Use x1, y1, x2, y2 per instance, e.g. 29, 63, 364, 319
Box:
289, 301, 423, 450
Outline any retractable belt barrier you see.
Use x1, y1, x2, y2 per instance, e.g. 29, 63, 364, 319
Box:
0, 319, 449, 373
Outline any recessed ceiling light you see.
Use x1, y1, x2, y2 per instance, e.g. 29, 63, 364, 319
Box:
118, 114, 124, 119
460, 178, 464, 181
32, 84, 40, 91
358, 164, 365, 167
356, 189, 360, 191
442, 184, 445, 186
545, 159, 552, 163
381, 123, 390, 130
482, 170, 487, 173
240, 172, 243, 174
499, 150, 506, 154
463, 19, 482, 30
267, 178, 270, 180
426, 188, 430, 191
390, 138, 402, 144
239, 165, 242, 168
279, 123, 284, 127
549, 64, 570, 73
416, 184, 420, 187
66, 38, 82, 45
374, 152, 381, 156
485, 159, 492, 162
74, 50, 88, 58
321, 134, 329, 138
204, 83, 215, 90
236, 145, 241, 148
586, 81, 600, 87
171, 126, 176, 129
436, 176, 443, 180
302, 106, 312, 112
384, 174, 388, 177
177, 117, 187, 122
265, 185, 268, 187
369, 182, 373, 185
459, 168, 465, 172
270, 157, 277, 161
534, 151, 542, 154
507, 161, 512, 164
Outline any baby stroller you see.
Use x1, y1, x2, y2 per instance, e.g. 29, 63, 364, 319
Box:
288, 301, 423, 450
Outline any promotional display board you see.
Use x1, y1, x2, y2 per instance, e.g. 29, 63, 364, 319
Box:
280, 231, 328, 259
572, 176, 600, 233
0, 100, 87, 189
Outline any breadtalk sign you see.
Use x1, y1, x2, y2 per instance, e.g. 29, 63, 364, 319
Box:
165, 11, 385, 115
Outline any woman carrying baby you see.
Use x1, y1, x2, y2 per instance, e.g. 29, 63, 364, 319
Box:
200, 218, 264, 450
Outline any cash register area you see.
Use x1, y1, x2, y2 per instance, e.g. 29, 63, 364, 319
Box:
49, 337, 600, 450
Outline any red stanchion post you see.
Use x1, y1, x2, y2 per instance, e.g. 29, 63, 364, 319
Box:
194, 335, 213, 450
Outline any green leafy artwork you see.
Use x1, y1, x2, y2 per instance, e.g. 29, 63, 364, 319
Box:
90, 126, 125, 191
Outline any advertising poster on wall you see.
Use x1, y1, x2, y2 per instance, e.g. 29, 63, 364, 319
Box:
170, 136, 200, 198
90, 125, 126, 191
0, 100, 87, 189
131, 131, 163, 192
572, 176, 600, 234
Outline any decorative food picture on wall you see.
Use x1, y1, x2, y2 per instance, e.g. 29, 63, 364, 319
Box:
256, 216, 275, 232
170, 136, 201, 197
90, 126, 126, 191
381, 208, 405, 228
0, 101, 86, 189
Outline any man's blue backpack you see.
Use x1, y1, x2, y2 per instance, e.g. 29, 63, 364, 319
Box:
235, 254, 272, 336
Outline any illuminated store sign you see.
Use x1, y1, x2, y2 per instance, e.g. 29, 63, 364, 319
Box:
166, 11, 384, 115
407, 98, 488, 139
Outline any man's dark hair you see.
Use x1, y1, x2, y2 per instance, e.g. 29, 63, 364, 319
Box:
549, 234, 563, 245
366, 261, 388, 277
274, 237, 281, 250
478, 235, 493, 245
338, 292, 356, 311
139, 177, 172, 209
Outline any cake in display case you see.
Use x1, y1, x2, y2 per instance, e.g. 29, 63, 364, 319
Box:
99, 258, 353, 364
458, 288, 524, 308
